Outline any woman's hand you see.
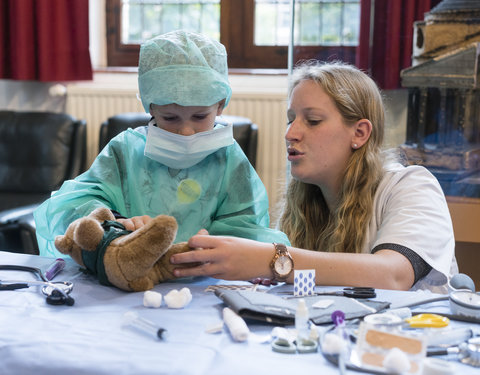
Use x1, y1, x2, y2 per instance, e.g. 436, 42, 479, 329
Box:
116, 215, 152, 231
170, 235, 273, 281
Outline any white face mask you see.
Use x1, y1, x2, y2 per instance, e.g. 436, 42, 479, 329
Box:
144, 119, 234, 169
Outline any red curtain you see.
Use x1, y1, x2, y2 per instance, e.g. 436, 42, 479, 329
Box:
356, 0, 441, 90
0, 0, 92, 82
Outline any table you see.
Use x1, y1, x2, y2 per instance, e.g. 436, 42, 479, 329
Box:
0, 251, 479, 375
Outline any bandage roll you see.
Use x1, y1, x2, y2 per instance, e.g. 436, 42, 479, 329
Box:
223, 307, 250, 342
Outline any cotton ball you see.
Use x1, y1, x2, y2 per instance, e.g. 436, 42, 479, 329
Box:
383, 347, 411, 374
164, 287, 192, 309
143, 290, 162, 308
322, 333, 348, 355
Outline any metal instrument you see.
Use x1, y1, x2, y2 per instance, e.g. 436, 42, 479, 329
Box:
0, 264, 74, 306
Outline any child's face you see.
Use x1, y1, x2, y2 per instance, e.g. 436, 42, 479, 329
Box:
150, 102, 224, 136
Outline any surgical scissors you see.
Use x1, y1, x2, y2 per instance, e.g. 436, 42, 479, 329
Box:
317, 287, 376, 299
0, 264, 74, 306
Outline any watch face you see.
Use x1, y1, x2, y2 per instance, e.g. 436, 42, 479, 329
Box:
275, 256, 293, 275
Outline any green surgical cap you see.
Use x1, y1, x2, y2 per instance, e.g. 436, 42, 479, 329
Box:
138, 30, 232, 112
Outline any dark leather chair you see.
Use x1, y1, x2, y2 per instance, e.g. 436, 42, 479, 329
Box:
0, 110, 87, 254
99, 113, 258, 168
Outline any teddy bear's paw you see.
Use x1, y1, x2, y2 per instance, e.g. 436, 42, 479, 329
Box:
73, 217, 105, 250
128, 277, 155, 292
111, 215, 178, 262
151, 242, 199, 283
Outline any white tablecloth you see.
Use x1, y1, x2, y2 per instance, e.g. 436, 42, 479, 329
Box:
0, 251, 478, 375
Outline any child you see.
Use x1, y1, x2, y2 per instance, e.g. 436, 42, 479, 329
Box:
34, 30, 289, 258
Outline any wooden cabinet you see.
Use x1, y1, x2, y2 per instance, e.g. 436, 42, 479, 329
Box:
447, 196, 480, 290
447, 196, 480, 243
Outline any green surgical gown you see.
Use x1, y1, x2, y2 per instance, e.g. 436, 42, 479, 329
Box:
34, 126, 290, 258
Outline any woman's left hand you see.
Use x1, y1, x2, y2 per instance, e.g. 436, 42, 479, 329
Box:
170, 235, 273, 281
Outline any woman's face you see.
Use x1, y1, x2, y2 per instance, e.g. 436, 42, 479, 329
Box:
286, 79, 355, 190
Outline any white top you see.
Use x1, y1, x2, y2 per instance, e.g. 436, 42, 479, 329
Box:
365, 163, 457, 293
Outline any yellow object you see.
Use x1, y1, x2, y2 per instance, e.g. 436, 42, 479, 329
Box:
177, 178, 202, 204
405, 313, 450, 328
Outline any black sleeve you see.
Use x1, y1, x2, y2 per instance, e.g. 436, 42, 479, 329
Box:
371, 243, 432, 286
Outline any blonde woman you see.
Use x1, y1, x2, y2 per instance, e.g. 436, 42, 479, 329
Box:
171, 62, 457, 293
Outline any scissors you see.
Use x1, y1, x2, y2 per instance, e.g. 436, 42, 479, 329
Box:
317, 287, 376, 299
405, 313, 450, 328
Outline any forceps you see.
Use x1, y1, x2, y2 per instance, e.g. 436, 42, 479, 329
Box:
315, 287, 376, 299
282, 287, 376, 299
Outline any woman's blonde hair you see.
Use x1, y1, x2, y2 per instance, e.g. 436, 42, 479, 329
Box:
280, 61, 385, 253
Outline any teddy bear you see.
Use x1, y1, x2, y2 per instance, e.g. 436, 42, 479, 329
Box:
54, 207, 193, 292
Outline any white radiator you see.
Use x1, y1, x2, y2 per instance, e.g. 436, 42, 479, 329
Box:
66, 86, 288, 223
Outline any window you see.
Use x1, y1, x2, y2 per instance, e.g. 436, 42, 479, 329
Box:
106, 0, 360, 69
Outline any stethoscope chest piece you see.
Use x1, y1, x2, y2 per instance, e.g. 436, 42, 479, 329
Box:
42, 282, 75, 306
460, 337, 480, 368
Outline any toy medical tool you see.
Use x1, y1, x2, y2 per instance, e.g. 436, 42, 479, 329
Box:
223, 307, 249, 342
449, 290, 480, 319
315, 287, 376, 299
123, 311, 168, 340
295, 298, 309, 342
0, 264, 74, 306
44, 258, 65, 280
405, 313, 450, 328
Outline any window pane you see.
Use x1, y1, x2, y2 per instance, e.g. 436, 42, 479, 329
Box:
321, 2, 341, 45
297, 2, 321, 45
120, 0, 220, 44
255, 0, 291, 46
255, 0, 360, 47
343, 2, 359, 45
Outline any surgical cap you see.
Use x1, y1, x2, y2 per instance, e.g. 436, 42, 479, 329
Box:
138, 30, 232, 112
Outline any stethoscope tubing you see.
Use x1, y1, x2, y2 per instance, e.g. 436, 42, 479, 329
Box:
0, 264, 75, 305
0, 279, 73, 296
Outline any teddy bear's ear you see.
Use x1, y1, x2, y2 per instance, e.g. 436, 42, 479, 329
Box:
89, 207, 115, 222
54, 235, 74, 255
73, 218, 106, 251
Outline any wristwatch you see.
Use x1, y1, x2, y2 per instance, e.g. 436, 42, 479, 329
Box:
270, 243, 294, 282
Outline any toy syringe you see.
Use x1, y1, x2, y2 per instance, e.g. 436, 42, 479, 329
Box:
123, 311, 168, 340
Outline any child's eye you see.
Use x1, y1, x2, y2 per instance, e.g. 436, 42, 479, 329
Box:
193, 114, 208, 120
307, 119, 321, 126
163, 116, 178, 122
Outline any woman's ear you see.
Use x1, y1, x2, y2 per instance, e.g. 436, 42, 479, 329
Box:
216, 99, 226, 115
351, 119, 372, 149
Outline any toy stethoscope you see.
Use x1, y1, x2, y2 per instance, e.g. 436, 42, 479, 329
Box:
0, 264, 74, 306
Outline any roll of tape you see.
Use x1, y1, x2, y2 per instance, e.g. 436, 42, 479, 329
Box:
388, 307, 412, 320
364, 313, 402, 325
422, 358, 454, 375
